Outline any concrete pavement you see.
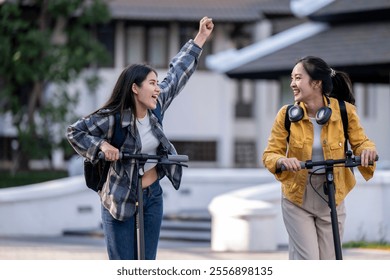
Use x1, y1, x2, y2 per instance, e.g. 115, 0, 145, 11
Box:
1, 235, 390, 260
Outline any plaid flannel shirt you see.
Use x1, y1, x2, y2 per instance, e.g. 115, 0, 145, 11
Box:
67, 40, 202, 221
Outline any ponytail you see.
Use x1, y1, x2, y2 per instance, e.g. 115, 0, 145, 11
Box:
329, 70, 355, 105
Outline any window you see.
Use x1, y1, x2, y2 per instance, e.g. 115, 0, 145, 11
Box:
126, 27, 145, 65
362, 84, 376, 119
280, 76, 294, 107
147, 27, 168, 68
234, 140, 257, 168
0, 137, 18, 163
96, 23, 115, 67
126, 23, 169, 68
171, 140, 217, 162
235, 80, 255, 118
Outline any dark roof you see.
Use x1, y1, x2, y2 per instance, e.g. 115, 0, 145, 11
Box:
254, 0, 292, 16
107, 0, 293, 22
310, 1, 390, 22
226, 21, 390, 83
108, 0, 264, 22
312, 0, 390, 16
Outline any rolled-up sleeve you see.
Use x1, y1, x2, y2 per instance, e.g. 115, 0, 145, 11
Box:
158, 40, 203, 113
66, 114, 112, 162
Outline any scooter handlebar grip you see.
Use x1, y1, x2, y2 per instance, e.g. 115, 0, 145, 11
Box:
167, 155, 189, 162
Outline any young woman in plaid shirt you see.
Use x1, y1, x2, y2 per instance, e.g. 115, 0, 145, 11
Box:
67, 17, 214, 260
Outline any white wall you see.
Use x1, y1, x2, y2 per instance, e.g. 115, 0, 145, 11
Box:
1, 169, 389, 247
0, 177, 101, 236
344, 171, 390, 242
354, 84, 390, 165
162, 168, 275, 214
162, 73, 236, 168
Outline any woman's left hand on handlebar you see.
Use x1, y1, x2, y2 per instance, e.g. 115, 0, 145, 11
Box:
278, 157, 302, 172
360, 149, 377, 167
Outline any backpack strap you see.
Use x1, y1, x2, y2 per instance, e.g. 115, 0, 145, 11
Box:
152, 101, 163, 126
285, 104, 293, 143
98, 112, 126, 190
111, 112, 126, 148
338, 99, 349, 154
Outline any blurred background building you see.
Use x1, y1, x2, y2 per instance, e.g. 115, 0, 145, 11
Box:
1, 0, 389, 171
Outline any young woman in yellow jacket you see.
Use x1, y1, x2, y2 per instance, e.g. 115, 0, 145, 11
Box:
262, 56, 377, 260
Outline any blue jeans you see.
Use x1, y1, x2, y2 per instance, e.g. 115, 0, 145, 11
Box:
101, 180, 163, 260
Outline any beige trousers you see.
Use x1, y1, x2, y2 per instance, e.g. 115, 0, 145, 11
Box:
282, 174, 346, 260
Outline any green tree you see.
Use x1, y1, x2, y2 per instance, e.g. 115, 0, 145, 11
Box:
0, 0, 110, 170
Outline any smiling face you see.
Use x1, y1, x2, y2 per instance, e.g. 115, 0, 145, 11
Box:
290, 62, 321, 104
132, 71, 160, 118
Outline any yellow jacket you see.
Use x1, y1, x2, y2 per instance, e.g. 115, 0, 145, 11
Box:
262, 97, 376, 206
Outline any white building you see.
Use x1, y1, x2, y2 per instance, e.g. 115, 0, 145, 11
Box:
1, 0, 389, 170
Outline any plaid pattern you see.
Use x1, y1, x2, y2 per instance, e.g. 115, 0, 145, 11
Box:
67, 40, 202, 221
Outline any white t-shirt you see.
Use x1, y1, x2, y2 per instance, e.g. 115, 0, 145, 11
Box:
136, 113, 160, 172
310, 117, 325, 172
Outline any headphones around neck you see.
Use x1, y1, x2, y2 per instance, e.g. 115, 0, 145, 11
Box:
288, 96, 332, 125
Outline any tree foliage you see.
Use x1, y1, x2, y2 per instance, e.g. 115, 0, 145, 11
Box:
0, 0, 111, 170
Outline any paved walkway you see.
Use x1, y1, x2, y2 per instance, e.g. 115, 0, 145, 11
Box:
1, 235, 390, 260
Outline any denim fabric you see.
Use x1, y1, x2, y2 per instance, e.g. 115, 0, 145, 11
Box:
101, 180, 163, 260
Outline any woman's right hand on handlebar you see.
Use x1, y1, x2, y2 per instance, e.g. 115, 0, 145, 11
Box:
100, 141, 120, 161
277, 157, 302, 172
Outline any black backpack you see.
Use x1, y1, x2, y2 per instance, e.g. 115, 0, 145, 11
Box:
83, 112, 126, 192
83, 103, 163, 192
284, 99, 349, 154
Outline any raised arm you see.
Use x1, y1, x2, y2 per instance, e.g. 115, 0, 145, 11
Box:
194, 16, 214, 48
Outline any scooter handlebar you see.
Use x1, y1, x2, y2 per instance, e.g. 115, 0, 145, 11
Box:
277, 154, 378, 173
278, 162, 306, 172
98, 151, 189, 163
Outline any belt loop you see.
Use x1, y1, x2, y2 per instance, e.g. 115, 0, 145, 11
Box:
143, 185, 151, 197
148, 187, 152, 197
144, 180, 158, 197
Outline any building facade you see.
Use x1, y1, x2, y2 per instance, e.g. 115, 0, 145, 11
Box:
1, 0, 389, 170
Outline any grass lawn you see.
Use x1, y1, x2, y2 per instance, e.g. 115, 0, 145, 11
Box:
343, 241, 390, 251
0, 170, 68, 188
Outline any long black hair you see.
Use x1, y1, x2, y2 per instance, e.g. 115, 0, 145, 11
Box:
297, 56, 355, 105
91, 64, 157, 120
